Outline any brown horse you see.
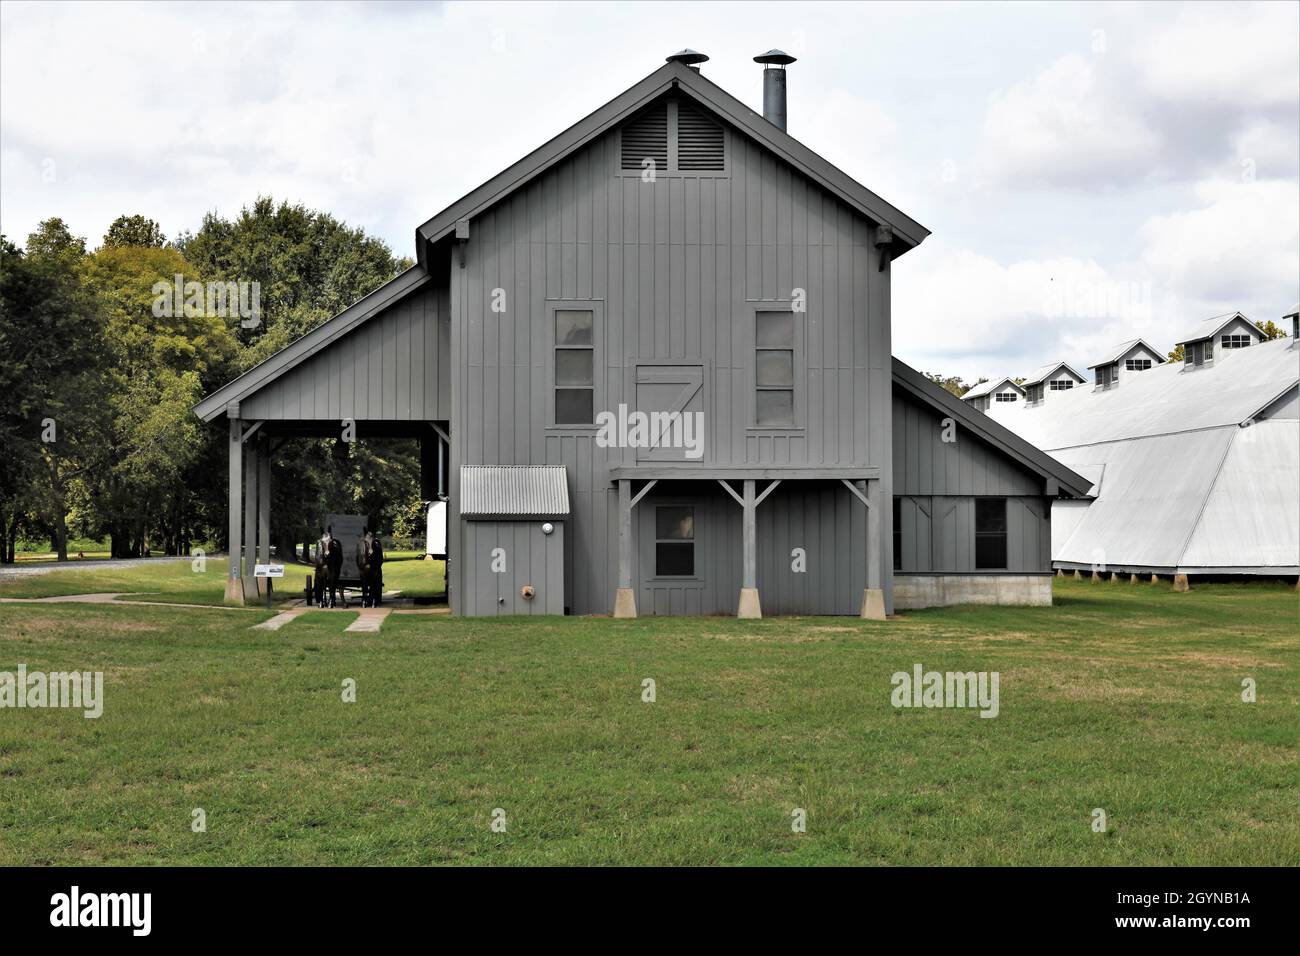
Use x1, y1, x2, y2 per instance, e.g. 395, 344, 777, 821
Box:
355, 529, 384, 608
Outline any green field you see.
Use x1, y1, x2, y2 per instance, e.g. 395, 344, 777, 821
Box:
0, 568, 1295, 865
0, 552, 445, 605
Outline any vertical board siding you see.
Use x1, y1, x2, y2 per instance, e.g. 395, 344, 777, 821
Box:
457, 116, 883, 614
242, 283, 449, 421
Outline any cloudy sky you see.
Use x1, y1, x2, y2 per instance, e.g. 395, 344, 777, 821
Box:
2, 0, 1297, 378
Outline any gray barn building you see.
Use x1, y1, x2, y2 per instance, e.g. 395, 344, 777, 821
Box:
195, 51, 1089, 617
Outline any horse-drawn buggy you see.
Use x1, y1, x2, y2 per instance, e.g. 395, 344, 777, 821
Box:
308, 514, 385, 608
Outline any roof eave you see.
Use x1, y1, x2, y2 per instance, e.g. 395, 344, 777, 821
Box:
892, 358, 1094, 498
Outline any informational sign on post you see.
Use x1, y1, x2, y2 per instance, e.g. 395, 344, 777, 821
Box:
254, 564, 285, 578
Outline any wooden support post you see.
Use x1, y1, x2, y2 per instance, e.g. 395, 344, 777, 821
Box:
242, 439, 258, 601
224, 417, 244, 605
861, 478, 884, 620
738, 479, 761, 618
257, 434, 271, 595
613, 479, 636, 618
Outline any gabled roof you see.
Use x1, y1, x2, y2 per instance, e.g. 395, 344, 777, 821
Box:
1176, 311, 1253, 346
961, 376, 1023, 400
1022, 361, 1087, 388
414, 60, 930, 266
1284, 302, 1299, 320
892, 359, 1092, 498
1086, 338, 1164, 370
460, 466, 571, 518
192, 266, 430, 422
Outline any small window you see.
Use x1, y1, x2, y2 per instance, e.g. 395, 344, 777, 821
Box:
892, 497, 902, 571
1221, 333, 1251, 349
655, 506, 695, 576
1049, 379, 1073, 390
555, 309, 594, 424
1026, 384, 1043, 404
1185, 340, 1211, 366
756, 311, 795, 426
975, 499, 1007, 570
994, 391, 1017, 402
1095, 364, 1116, 389
1125, 358, 1152, 371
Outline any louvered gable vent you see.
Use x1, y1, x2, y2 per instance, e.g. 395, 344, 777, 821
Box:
676, 102, 724, 170
620, 102, 668, 171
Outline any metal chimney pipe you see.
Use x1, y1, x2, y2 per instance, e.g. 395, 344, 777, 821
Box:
754, 50, 797, 131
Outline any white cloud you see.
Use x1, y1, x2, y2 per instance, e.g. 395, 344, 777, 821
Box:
1137, 3, 1300, 109
974, 54, 1161, 188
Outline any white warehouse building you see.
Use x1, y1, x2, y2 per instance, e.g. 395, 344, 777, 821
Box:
986, 314, 1299, 582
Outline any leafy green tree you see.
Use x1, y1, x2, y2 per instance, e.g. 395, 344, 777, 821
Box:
923, 372, 988, 398
1168, 344, 1184, 363
1254, 319, 1285, 341
0, 222, 108, 561
102, 215, 167, 249
81, 244, 237, 556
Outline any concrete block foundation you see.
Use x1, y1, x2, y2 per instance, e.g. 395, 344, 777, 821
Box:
893, 575, 1053, 610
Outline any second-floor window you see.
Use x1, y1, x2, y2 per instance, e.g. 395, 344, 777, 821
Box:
1221, 333, 1251, 349
994, 391, 1017, 402
755, 310, 795, 426
555, 309, 594, 424
1049, 379, 1073, 390
1125, 358, 1152, 371
1026, 384, 1043, 403
1095, 365, 1116, 388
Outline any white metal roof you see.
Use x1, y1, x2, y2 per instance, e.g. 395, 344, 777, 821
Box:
987, 337, 1299, 450
1022, 361, 1086, 388
460, 466, 570, 518
1180, 422, 1300, 570
962, 376, 1022, 400
990, 337, 1298, 574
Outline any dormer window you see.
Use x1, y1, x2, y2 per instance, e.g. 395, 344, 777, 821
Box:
1094, 364, 1117, 389
1124, 358, 1152, 371
994, 392, 1017, 403
1049, 380, 1073, 390
1184, 340, 1212, 366
1220, 333, 1251, 349
1026, 384, 1043, 404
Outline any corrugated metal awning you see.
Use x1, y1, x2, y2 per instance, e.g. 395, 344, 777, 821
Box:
460, 466, 570, 519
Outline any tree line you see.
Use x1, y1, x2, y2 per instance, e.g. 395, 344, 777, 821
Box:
0, 199, 425, 563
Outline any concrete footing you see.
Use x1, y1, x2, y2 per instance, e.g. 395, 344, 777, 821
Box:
1130, 573, 1139, 584
1150, 573, 1160, 584
612, 587, 637, 619
1091, 569, 1101, 583
859, 588, 886, 620
1172, 573, 1191, 592
737, 587, 762, 619
1073, 570, 1083, 580
223, 575, 246, 606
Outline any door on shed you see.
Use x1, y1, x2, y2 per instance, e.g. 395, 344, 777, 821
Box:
633, 364, 704, 461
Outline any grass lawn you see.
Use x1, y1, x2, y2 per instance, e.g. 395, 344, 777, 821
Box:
0, 552, 445, 606
0, 574, 1295, 865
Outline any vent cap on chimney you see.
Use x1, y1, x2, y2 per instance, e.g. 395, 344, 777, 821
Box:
666, 49, 709, 70
754, 49, 796, 67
